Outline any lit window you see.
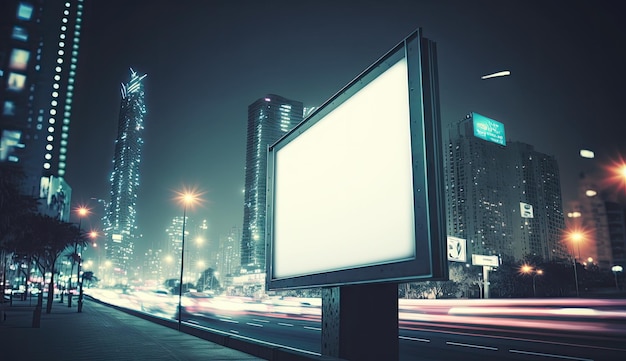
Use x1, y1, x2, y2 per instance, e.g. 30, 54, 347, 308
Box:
54, 75, 61, 81
12, 26, 28, 41
3, 101, 16, 115
53, 83, 60, 89
9, 49, 30, 71
57, 58, 63, 64
55, 66, 62, 72
58, 50, 64, 56
17, 3, 34, 20
59, 41, 65, 47
7, 73, 26, 91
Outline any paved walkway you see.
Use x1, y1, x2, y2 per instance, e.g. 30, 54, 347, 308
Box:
0, 295, 265, 360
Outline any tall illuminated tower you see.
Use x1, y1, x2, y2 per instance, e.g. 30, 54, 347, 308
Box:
241, 94, 303, 273
104, 69, 147, 284
0, 0, 86, 221
445, 112, 567, 263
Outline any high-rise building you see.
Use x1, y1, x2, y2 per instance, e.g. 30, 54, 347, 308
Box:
103, 69, 147, 284
216, 226, 241, 281
445, 112, 567, 263
164, 215, 208, 283
0, 0, 86, 221
241, 94, 303, 272
567, 173, 624, 270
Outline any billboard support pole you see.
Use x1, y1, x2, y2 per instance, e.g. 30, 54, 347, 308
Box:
321, 283, 399, 361
483, 265, 490, 299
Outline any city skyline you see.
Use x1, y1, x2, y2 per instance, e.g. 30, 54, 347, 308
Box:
63, 1, 626, 254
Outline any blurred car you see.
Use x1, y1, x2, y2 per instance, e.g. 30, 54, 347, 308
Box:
137, 289, 177, 316
180, 291, 215, 316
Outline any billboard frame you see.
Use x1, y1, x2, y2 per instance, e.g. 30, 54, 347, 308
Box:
265, 28, 447, 290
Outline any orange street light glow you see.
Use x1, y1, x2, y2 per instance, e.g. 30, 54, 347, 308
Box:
173, 186, 205, 209
75, 205, 90, 217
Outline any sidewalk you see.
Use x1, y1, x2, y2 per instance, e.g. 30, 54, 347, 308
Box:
0, 296, 265, 360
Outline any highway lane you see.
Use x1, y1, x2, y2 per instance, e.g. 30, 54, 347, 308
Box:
86, 290, 626, 360
180, 311, 626, 360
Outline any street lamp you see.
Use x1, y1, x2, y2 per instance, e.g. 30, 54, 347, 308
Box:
566, 229, 586, 297
75, 206, 89, 313
174, 189, 202, 331
69, 206, 88, 309
612, 265, 623, 291
520, 264, 543, 297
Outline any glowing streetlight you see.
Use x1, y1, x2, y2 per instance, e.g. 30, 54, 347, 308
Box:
565, 228, 587, 297
612, 265, 623, 291
174, 188, 203, 331
71, 206, 89, 311
519, 264, 543, 297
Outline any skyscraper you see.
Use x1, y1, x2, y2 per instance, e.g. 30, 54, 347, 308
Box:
103, 69, 147, 284
445, 112, 567, 263
241, 94, 303, 272
0, 0, 86, 220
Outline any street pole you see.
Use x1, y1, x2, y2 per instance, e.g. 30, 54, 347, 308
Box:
573, 256, 580, 297
177, 204, 187, 331
77, 242, 84, 313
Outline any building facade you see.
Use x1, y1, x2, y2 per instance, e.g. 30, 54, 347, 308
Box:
103, 69, 147, 284
445, 112, 567, 264
240, 94, 303, 272
0, 0, 86, 220
567, 173, 625, 270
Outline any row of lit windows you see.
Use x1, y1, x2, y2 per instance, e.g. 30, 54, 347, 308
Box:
44, 1, 84, 175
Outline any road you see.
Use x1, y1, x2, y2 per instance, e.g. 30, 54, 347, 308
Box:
87, 290, 626, 360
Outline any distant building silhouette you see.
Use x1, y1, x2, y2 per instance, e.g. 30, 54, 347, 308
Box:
567, 173, 626, 270
103, 69, 147, 284
445, 112, 567, 263
0, 0, 86, 220
241, 94, 303, 273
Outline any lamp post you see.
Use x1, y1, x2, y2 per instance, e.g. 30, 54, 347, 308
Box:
68, 206, 88, 308
76, 206, 89, 313
175, 190, 201, 332
520, 264, 543, 297
567, 230, 585, 297
612, 265, 623, 291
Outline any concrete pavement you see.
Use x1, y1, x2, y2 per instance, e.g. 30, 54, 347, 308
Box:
0, 296, 342, 361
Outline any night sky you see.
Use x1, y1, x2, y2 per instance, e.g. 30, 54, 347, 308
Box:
64, 0, 626, 254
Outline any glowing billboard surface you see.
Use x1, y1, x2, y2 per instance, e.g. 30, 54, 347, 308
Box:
472, 112, 506, 146
266, 29, 447, 289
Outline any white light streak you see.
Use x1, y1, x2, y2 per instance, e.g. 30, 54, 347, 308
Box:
481, 70, 511, 79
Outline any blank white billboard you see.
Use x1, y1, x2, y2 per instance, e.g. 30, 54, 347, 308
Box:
266, 29, 446, 289
273, 58, 414, 278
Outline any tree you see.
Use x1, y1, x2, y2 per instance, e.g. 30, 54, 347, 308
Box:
0, 163, 38, 298
196, 268, 220, 292
10, 213, 84, 314
81, 271, 98, 288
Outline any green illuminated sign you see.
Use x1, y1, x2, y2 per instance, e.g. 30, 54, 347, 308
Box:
472, 112, 506, 146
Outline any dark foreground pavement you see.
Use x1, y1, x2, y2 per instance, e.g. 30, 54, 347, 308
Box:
0, 296, 340, 361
